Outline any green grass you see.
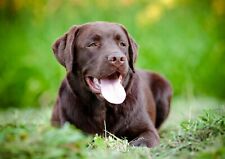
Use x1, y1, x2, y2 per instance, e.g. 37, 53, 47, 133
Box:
0, 98, 224, 159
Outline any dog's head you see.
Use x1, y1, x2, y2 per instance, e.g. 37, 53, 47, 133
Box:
52, 22, 138, 104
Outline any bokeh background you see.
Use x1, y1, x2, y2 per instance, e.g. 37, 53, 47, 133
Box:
0, 0, 225, 108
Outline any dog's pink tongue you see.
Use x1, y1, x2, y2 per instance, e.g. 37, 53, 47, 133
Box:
100, 78, 126, 104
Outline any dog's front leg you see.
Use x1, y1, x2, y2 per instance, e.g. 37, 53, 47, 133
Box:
129, 129, 160, 148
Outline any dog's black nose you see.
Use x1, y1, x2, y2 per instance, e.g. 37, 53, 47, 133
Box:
107, 53, 126, 67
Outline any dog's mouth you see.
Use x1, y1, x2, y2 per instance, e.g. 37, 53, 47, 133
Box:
85, 72, 126, 104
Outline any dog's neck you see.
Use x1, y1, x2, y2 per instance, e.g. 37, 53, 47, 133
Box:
123, 69, 135, 94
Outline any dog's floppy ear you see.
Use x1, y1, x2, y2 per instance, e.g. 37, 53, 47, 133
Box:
120, 25, 138, 73
52, 25, 79, 72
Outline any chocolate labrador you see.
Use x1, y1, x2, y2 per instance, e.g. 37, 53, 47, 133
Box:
51, 22, 172, 147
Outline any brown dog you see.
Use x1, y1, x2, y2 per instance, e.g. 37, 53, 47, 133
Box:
51, 22, 172, 147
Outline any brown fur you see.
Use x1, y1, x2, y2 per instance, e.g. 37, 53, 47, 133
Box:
51, 22, 172, 147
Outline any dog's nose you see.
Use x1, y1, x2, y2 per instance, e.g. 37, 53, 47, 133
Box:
107, 53, 126, 67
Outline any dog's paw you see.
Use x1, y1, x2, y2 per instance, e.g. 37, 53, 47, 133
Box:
129, 137, 159, 148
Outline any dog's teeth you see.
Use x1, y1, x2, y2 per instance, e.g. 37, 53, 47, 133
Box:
93, 78, 100, 87
93, 78, 98, 84
119, 75, 122, 81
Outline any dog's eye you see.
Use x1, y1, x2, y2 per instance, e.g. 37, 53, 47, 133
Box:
87, 42, 98, 47
119, 42, 127, 47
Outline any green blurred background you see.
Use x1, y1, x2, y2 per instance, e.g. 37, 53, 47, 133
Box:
0, 0, 224, 108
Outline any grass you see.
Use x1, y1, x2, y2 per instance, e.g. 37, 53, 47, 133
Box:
0, 98, 224, 159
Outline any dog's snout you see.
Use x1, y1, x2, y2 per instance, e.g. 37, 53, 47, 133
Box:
107, 53, 126, 67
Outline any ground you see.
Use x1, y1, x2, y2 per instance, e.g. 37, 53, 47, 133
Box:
0, 97, 224, 159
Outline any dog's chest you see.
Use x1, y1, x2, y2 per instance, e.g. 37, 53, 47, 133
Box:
77, 105, 125, 135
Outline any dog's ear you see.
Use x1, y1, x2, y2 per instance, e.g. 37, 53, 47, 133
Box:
120, 25, 138, 73
52, 25, 79, 72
